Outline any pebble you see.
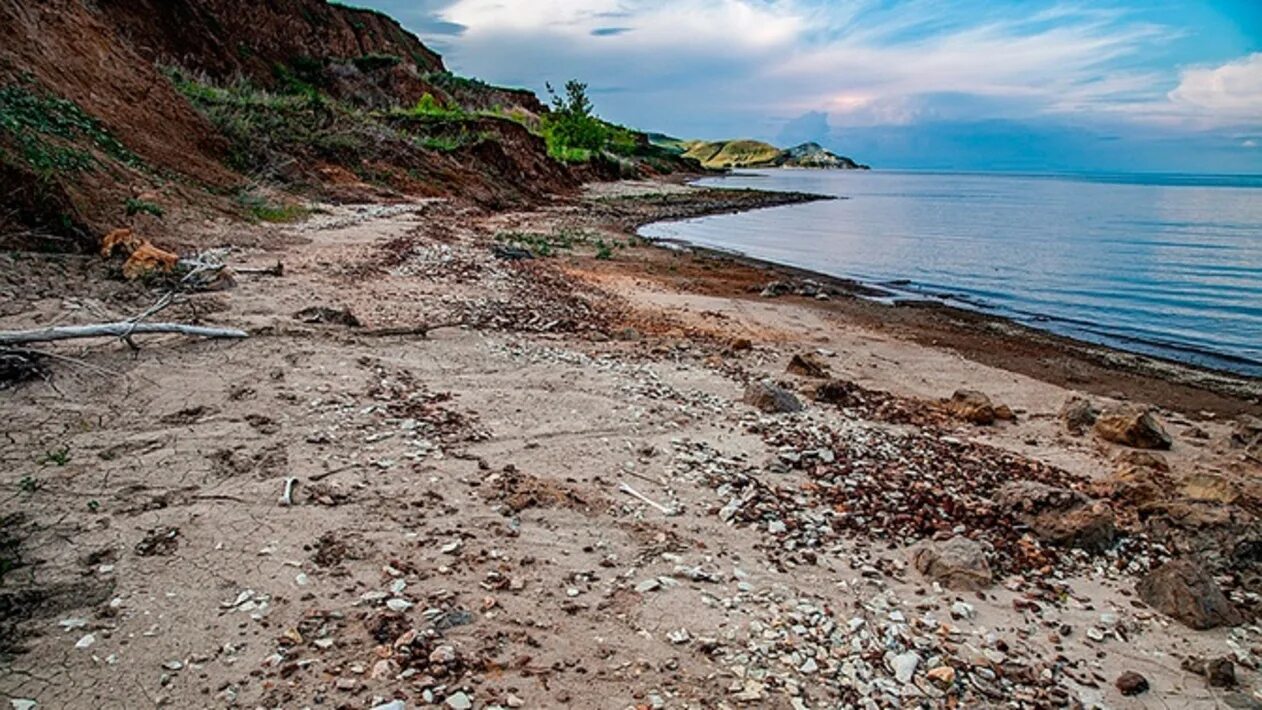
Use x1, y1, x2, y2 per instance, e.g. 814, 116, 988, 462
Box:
74, 633, 95, 649
891, 651, 920, 684
446, 692, 473, 709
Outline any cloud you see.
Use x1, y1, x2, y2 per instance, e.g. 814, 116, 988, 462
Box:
1169, 53, 1262, 118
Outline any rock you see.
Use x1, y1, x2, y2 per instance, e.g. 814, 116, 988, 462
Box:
743, 381, 804, 414
492, 245, 534, 261
926, 666, 956, 686
1094, 405, 1172, 449
1032, 502, 1116, 552
1182, 656, 1237, 688
1116, 671, 1149, 696
1136, 559, 1242, 629
505, 694, 525, 708
293, 306, 361, 328
371, 701, 406, 710
1223, 693, 1262, 710
943, 389, 999, 425
728, 337, 753, 352
911, 536, 993, 591
1231, 414, 1262, 449
446, 692, 473, 710
1114, 450, 1170, 472
10, 700, 37, 710
1059, 396, 1099, 435
429, 644, 458, 664
1180, 473, 1240, 504
890, 651, 920, 684
786, 353, 830, 378
812, 379, 865, 408
994, 481, 1115, 551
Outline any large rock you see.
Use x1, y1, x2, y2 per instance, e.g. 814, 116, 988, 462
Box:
743, 381, 804, 414
786, 353, 829, 378
1094, 405, 1172, 450
1136, 559, 1242, 630
1059, 396, 1099, 435
994, 481, 1116, 552
911, 536, 993, 591
943, 389, 1001, 425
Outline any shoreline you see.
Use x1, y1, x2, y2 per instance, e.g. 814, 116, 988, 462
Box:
580, 180, 1260, 416
3, 179, 1261, 709
629, 177, 1261, 408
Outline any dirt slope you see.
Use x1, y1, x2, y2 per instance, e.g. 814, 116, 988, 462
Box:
0, 0, 583, 250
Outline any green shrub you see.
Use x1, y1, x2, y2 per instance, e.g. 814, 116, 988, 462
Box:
352, 54, 402, 73
125, 197, 164, 218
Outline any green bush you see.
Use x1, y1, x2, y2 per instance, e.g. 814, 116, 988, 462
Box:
124, 197, 164, 218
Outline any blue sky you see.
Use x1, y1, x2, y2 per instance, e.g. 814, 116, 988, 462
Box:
350, 0, 1261, 173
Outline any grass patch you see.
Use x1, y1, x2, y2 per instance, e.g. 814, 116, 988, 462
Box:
496, 227, 625, 258
237, 191, 310, 223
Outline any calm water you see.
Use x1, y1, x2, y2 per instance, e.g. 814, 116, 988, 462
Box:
640, 170, 1262, 377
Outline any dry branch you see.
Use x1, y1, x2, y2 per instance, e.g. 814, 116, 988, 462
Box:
0, 322, 248, 346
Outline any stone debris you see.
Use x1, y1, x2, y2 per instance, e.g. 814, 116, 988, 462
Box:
1094, 405, 1173, 450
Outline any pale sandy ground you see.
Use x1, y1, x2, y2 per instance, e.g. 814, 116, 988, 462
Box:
1, 186, 1260, 709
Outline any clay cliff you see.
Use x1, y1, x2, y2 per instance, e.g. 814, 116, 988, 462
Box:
0, 0, 679, 251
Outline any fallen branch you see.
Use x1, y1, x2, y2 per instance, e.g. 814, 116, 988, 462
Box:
0, 322, 248, 346
618, 481, 678, 516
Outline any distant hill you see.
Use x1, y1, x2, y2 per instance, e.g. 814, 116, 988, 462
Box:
659, 137, 868, 170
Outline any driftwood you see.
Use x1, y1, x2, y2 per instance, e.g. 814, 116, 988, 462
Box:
0, 322, 248, 346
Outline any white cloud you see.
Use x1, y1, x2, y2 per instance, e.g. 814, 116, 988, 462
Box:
424, 0, 1254, 139
1169, 53, 1262, 117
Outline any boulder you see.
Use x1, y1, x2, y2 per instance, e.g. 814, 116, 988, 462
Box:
1094, 405, 1172, 450
1106, 465, 1169, 506
911, 536, 993, 591
1181, 656, 1237, 688
813, 379, 865, 408
994, 481, 1115, 552
743, 381, 804, 414
1031, 502, 1117, 552
1059, 396, 1099, 435
1136, 559, 1242, 630
1180, 473, 1240, 504
1231, 414, 1262, 449
944, 389, 998, 425
786, 353, 829, 378
1115, 671, 1149, 696
1113, 450, 1170, 472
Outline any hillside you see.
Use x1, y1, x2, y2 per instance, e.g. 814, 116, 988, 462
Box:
675, 138, 869, 170
0, 0, 693, 252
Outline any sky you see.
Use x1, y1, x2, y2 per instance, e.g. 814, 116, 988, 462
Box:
348, 0, 1262, 173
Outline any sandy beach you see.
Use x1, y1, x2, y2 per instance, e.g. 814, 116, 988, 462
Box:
2, 180, 1261, 709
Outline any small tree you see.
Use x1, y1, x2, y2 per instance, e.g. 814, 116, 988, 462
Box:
543, 80, 606, 155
